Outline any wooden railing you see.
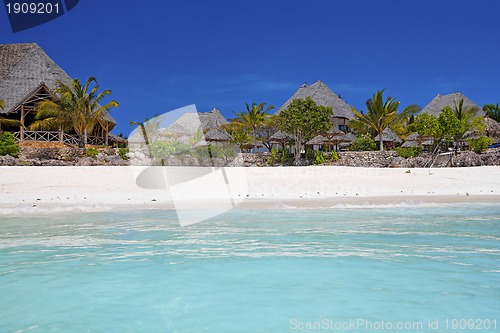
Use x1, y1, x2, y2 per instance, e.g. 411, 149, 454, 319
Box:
13, 131, 106, 146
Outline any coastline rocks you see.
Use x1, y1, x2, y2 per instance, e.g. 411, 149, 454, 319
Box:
0, 155, 16, 166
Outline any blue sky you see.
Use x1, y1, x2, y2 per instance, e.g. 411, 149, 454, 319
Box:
1, 0, 499, 135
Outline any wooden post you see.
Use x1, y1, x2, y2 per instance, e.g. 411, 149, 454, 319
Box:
59, 125, 63, 142
105, 122, 109, 146
20, 105, 25, 141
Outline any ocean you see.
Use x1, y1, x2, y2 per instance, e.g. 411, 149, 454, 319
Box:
0, 205, 499, 332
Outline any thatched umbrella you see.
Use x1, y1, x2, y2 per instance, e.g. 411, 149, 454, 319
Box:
338, 132, 356, 149
269, 130, 291, 148
401, 132, 434, 148
204, 128, 232, 143
375, 128, 402, 146
306, 135, 328, 146
323, 128, 351, 151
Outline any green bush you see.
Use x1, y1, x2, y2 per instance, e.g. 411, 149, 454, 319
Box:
150, 141, 190, 159
267, 148, 278, 165
0, 132, 19, 157
468, 136, 493, 153
350, 135, 377, 151
396, 146, 422, 158
86, 147, 98, 158
329, 151, 339, 162
313, 150, 325, 165
280, 148, 291, 164
118, 147, 129, 160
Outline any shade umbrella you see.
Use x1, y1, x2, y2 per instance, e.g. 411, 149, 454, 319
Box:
204, 128, 232, 143
269, 130, 291, 148
306, 135, 328, 146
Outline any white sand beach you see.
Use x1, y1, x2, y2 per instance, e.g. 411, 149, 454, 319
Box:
0, 166, 499, 215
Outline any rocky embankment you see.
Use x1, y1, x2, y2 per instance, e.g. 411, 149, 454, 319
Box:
0, 147, 129, 166
0, 147, 499, 167
243, 148, 500, 168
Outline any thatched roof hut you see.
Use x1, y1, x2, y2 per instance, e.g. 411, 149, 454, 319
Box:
204, 128, 232, 142
276, 80, 355, 120
401, 132, 434, 148
326, 128, 345, 138
0, 43, 116, 128
374, 128, 402, 144
306, 135, 328, 145
269, 130, 291, 142
165, 108, 229, 136
420, 92, 485, 117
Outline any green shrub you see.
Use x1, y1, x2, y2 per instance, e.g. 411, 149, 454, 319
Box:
0, 132, 19, 157
280, 148, 291, 164
329, 151, 339, 162
267, 148, 278, 165
150, 141, 190, 159
468, 136, 493, 153
86, 147, 98, 158
396, 146, 422, 158
118, 147, 129, 160
350, 135, 377, 151
313, 150, 325, 165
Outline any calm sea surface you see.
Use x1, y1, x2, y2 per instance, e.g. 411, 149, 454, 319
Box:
0, 206, 499, 333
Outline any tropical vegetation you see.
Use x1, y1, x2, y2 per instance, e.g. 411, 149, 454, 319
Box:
0, 132, 20, 157
349, 134, 377, 151
31, 77, 119, 148
0, 98, 21, 129
413, 99, 485, 151
349, 90, 420, 151
278, 97, 333, 164
483, 103, 500, 122
233, 102, 275, 152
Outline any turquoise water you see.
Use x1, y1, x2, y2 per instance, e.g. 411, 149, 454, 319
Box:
0, 206, 499, 333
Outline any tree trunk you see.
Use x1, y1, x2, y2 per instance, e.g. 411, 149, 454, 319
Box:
294, 129, 302, 164
252, 128, 257, 153
379, 129, 384, 151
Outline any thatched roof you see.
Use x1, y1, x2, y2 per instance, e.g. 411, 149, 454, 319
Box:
269, 130, 291, 142
374, 128, 402, 143
204, 128, 232, 142
420, 92, 485, 117
108, 134, 128, 144
276, 80, 355, 120
306, 135, 328, 145
165, 108, 229, 135
326, 128, 345, 137
0, 43, 116, 126
401, 132, 433, 148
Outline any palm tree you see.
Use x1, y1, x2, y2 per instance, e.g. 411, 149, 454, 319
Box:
0, 99, 21, 129
234, 102, 275, 152
130, 117, 163, 157
31, 77, 119, 148
483, 103, 500, 122
350, 90, 420, 151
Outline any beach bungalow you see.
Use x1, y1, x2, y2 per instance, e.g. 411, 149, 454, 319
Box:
374, 128, 402, 150
276, 80, 355, 132
420, 92, 485, 117
0, 43, 116, 146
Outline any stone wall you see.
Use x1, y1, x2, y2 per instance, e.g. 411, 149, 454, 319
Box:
0, 147, 130, 166
1, 147, 499, 167
241, 148, 500, 168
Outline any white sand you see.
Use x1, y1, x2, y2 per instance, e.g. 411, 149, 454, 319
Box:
1, 166, 499, 215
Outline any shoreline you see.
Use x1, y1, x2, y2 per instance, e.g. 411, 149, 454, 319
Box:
1, 166, 499, 216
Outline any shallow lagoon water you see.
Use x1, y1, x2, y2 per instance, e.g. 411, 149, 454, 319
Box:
0, 205, 499, 332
